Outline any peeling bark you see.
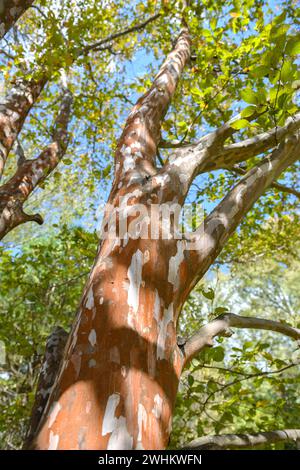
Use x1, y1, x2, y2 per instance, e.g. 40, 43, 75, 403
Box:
0, 0, 34, 39
0, 77, 47, 179
28, 22, 191, 451
24, 327, 68, 449
0, 89, 72, 238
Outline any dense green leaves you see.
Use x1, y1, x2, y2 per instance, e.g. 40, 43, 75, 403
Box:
0, 226, 96, 448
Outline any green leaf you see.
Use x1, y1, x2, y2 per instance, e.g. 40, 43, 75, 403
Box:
230, 119, 251, 130
281, 60, 295, 82
285, 38, 300, 56
214, 306, 228, 315
188, 375, 194, 387
191, 88, 202, 97
202, 288, 215, 300
212, 346, 225, 362
250, 65, 269, 79
241, 106, 256, 118
241, 88, 258, 104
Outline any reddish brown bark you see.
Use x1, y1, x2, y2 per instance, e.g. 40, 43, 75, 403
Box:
0, 89, 72, 238
0, 77, 47, 178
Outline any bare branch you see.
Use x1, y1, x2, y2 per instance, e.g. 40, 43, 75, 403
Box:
0, 89, 73, 239
183, 429, 300, 450
23, 326, 68, 449
0, 1, 34, 39
219, 112, 300, 168
183, 312, 300, 367
231, 165, 300, 199
164, 112, 300, 196
81, 13, 160, 55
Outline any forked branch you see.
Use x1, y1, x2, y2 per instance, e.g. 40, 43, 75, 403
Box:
0, 89, 73, 239
182, 312, 300, 367
183, 429, 300, 450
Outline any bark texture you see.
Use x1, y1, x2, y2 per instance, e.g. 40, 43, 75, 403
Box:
0, 0, 33, 39
0, 89, 72, 238
24, 327, 68, 449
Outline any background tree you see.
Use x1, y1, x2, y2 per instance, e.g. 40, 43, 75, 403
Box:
0, 0, 299, 450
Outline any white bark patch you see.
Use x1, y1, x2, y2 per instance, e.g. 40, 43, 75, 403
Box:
109, 346, 120, 364
86, 401, 92, 414
179, 173, 189, 184
48, 401, 62, 429
127, 249, 144, 327
102, 394, 120, 436
168, 241, 185, 291
152, 394, 163, 419
85, 285, 94, 310
137, 403, 147, 442
48, 430, 59, 450
107, 416, 133, 450
121, 145, 136, 172
88, 359, 97, 368
102, 394, 133, 449
88, 329, 97, 347
31, 163, 44, 187
157, 303, 173, 360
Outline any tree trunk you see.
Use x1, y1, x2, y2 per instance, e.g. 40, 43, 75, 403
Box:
32, 236, 187, 449
28, 22, 192, 450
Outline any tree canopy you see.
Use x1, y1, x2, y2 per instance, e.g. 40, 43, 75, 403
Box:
0, 0, 299, 451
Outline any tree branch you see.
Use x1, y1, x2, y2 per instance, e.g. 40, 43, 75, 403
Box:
0, 77, 47, 179
219, 112, 300, 169
0, 13, 160, 179
185, 133, 300, 282
81, 13, 160, 55
231, 165, 300, 199
182, 312, 300, 367
183, 429, 300, 450
0, 0, 34, 39
0, 89, 73, 239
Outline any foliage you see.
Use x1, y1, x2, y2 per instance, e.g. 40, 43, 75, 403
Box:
172, 255, 300, 449
0, 226, 96, 449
